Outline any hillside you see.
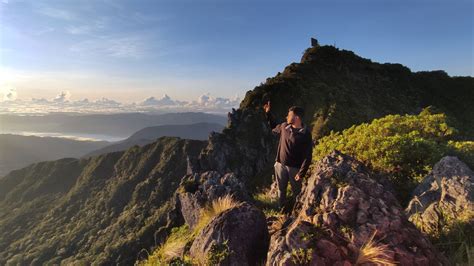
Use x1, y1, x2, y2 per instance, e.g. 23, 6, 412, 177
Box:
1, 41, 472, 265
0, 137, 206, 265
198, 43, 474, 191
84, 122, 224, 157
0, 134, 109, 177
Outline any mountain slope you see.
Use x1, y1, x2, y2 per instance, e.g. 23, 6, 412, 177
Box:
0, 134, 110, 176
0, 137, 206, 265
198, 43, 473, 191
1, 41, 473, 265
84, 122, 224, 157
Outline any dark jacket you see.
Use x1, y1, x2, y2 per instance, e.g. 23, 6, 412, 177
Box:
265, 111, 313, 177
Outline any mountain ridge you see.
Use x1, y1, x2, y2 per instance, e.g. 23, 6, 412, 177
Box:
1, 41, 472, 265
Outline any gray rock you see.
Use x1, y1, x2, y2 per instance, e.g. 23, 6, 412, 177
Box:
406, 156, 473, 235
266, 150, 449, 266
189, 202, 269, 265
178, 171, 250, 229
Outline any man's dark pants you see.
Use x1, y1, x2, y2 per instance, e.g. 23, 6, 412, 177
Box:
274, 161, 302, 208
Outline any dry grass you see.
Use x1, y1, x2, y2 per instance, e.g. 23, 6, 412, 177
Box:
137, 225, 192, 265
137, 195, 240, 265
269, 214, 288, 235
355, 230, 397, 266
196, 194, 239, 232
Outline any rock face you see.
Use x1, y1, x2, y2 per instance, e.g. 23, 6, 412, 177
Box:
190, 202, 269, 265
266, 150, 448, 266
178, 171, 250, 229
406, 156, 474, 234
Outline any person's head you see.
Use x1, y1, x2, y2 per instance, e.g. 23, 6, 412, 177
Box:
287, 106, 304, 126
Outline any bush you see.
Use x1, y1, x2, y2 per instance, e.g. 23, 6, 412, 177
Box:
313, 107, 474, 204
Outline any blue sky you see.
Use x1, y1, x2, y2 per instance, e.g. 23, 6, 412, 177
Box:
0, 0, 472, 106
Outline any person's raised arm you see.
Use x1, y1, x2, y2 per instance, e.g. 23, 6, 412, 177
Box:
263, 101, 284, 134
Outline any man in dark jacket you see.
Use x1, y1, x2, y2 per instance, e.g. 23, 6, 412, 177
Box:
263, 101, 313, 210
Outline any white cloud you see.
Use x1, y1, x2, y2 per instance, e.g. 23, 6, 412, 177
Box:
34, 27, 55, 35
193, 93, 240, 109
93, 97, 120, 105
2, 87, 17, 101
65, 25, 91, 35
139, 94, 186, 106
53, 90, 71, 102
70, 36, 145, 59
0, 90, 241, 114
37, 7, 75, 20
65, 18, 107, 35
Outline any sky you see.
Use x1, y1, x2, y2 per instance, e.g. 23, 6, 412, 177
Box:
0, 0, 472, 113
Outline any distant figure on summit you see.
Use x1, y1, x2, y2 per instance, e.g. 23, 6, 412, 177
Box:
263, 101, 313, 211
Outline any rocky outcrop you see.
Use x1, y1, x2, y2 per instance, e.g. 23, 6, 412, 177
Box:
198, 108, 277, 184
266, 150, 448, 266
406, 156, 474, 235
189, 202, 269, 265
178, 171, 250, 229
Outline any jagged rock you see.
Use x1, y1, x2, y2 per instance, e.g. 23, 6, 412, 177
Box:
178, 171, 250, 229
406, 156, 474, 234
266, 150, 448, 266
189, 202, 269, 265
198, 108, 276, 184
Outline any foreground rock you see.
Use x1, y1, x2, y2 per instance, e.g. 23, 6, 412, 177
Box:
406, 156, 474, 235
190, 202, 269, 265
178, 170, 250, 229
266, 150, 448, 266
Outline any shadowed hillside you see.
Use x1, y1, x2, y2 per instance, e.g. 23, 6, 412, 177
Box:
0, 137, 206, 265
84, 122, 224, 157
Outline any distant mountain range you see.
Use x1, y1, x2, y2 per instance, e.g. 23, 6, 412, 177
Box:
84, 122, 224, 157
0, 113, 226, 177
0, 112, 227, 139
0, 134, 109, 177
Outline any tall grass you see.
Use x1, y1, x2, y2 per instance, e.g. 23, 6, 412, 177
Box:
137, 194, 239, 265
355, 230, 396, 266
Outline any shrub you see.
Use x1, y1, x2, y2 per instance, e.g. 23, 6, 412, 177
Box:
313, 108, 474, 204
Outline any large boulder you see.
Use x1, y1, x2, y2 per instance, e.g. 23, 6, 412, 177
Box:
178, 171, 250, 229
189, 202, 269, 265
406, 156, 474, 235
266, 150, 448, 266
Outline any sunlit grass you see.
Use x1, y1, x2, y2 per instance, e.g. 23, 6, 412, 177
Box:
354, 230, 396, 266
137, 195, 240, 265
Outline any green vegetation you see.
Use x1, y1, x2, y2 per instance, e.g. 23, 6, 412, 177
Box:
253, 188, 279, 217
291, 247, 313, 265
411, 210, 474, 265
0, 137, 207, 265
207, 240, 232, 265
313, 108, 474, 204
138, 195, 239, 265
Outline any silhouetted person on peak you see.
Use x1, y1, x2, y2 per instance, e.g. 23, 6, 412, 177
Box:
263, 101, 313, 212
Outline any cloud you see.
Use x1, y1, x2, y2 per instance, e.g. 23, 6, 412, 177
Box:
65, 18, 107, 35
2, 87, 17, 101
34, 27, 55, 36
37, 7, 75, 20
0, 90, 241, 114
69, 36, 145, 59
53, 90, 71, 102
193, 93, 240, 109
65, 25, 92, 35
139, 94, 186, 106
